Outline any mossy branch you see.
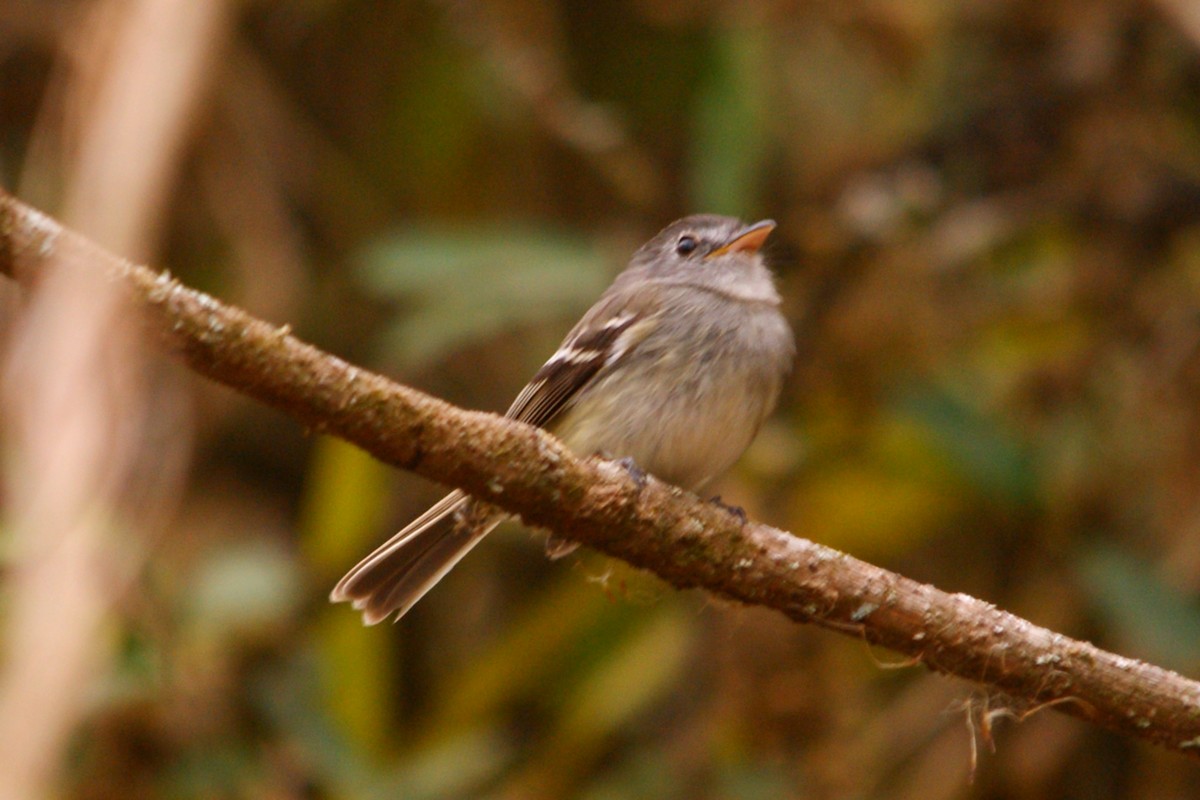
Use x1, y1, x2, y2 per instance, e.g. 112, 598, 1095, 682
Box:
2, 187, 1198, 758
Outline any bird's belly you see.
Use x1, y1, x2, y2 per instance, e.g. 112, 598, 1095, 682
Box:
550, 349, 776, 491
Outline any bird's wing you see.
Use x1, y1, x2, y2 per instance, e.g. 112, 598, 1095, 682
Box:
505, 294, 657, 428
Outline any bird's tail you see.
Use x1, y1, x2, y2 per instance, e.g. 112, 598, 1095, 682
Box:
329, 490, 503, 624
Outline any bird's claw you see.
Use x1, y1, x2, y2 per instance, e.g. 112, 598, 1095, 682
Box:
616, 456, 648, 491
709, 495, 747, 523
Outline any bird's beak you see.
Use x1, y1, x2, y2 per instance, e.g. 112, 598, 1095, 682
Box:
706, 219, 776, 258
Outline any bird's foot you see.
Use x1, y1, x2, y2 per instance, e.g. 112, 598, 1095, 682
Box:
616, 456, 648, 491
709, 495, 747, 523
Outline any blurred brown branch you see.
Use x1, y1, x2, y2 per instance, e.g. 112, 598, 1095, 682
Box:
2, 187, 1199, 760
0, 1, 224, 797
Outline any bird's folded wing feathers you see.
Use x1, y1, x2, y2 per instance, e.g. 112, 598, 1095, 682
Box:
505, 300, 657, 428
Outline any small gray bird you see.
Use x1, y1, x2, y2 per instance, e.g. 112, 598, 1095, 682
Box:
331, 215, 795, 623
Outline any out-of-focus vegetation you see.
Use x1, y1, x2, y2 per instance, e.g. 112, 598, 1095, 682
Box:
3, 0, 1200, 797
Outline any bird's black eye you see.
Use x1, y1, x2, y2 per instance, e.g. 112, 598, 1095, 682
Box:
675, 235, 698, 256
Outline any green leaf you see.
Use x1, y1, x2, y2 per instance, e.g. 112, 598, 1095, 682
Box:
359, 226, 610, 368
298, 437, 397, 755
688, 29, 771, 215
187, 539, 302, 638
895, 385, 1038, 506
1077, 545, 1200, 671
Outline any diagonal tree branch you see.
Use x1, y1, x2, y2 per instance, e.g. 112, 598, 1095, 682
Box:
2, 187, 1199, 758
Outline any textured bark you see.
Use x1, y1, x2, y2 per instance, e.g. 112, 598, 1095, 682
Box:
2, 187, 1199, 758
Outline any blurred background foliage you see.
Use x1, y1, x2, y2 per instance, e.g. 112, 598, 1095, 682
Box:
3, 0, 1200, 797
